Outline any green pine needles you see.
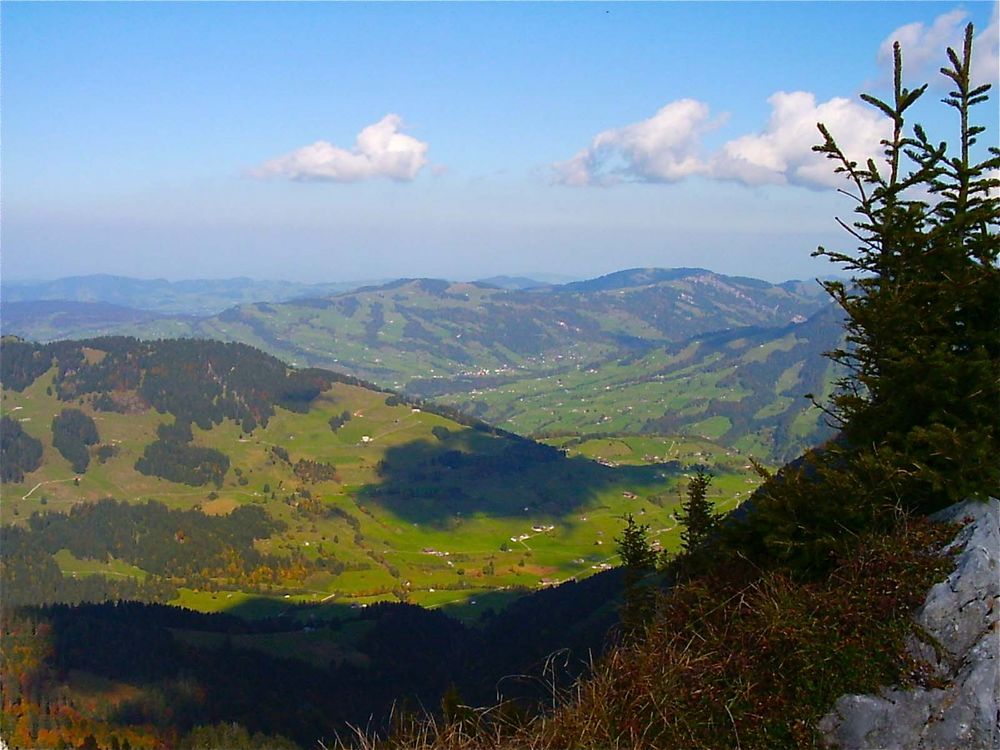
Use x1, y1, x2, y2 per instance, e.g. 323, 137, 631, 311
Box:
677, 470, 718, 558
730, 24, 998, 573
615, 513, 658, 634
813, 24, 999, 511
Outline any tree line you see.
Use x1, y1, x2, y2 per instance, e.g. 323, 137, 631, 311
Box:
1, 499, 347, 605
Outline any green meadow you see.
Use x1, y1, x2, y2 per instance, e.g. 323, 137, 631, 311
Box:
2, 368, 765, 620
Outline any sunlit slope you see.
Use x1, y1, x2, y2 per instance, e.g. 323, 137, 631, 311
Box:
419, 304, 843, 462
1, 337, 761, 616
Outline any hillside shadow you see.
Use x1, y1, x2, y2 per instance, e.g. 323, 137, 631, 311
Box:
33, 598, 391, 745
356, 428, 683, 524
220, 594, 359, 623
23, 574, 628, 744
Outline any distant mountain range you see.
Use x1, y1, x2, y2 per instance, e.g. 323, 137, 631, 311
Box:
2, 268, 839, 459
1, 272, 573, 314
2, 267, 828, 350
475, 274, 554, 290
1, 274, 384, 316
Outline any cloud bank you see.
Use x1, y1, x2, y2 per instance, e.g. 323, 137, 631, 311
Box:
554, 6, 996, 192
711, 92, 889, 189
255, 114, 429, 182
553, 93, 889, 190
552, 99, 721, 186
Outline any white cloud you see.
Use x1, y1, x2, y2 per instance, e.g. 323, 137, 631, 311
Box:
711, 91, 890, 190
879, 9, 968, 76
552, 147, 598, 187
972, 3, 1000, 89
879, 5, 999, 88
554, 4, 997, 193
554, 93, 888, 191
254, 114, 429, 182
987, 167, 1000, 199
551, 99, 720, 186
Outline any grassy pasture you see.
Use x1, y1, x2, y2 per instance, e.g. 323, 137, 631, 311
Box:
3, 374, 764, 619
53, 549, 149, 581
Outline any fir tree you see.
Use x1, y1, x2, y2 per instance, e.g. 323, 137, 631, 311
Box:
812, 24, 999, 513
615, 513, 657, 570
729, 26, 998, 573
615, 513, 657, 634
677, 470, 718, 557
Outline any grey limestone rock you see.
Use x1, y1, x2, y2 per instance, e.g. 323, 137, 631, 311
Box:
818, 498, 1000, 750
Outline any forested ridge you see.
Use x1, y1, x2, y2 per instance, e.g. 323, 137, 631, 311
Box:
2, 337, 335, 489
1, 337, 336, 427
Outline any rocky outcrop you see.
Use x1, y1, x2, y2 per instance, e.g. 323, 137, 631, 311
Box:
818, 498, 1000, 749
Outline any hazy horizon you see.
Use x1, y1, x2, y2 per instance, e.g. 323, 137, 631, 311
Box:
1, 265, 850, 289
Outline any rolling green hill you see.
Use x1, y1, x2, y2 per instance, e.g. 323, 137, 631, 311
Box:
418, 304, 843, 462
2, 268, 836, 460
1, 336, 760, 618
126, 268, 828, 386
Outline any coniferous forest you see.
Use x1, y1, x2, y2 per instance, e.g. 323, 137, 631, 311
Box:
1, 416, 43, 483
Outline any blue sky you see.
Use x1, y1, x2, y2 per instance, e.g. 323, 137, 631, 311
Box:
3, 1, 997, 284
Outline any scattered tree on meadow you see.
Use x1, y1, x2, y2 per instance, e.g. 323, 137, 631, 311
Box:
328, 409, 352, 432
51, 408, 99, 474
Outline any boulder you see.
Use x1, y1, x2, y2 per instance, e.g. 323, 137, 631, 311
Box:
818, 498, 1000, 750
